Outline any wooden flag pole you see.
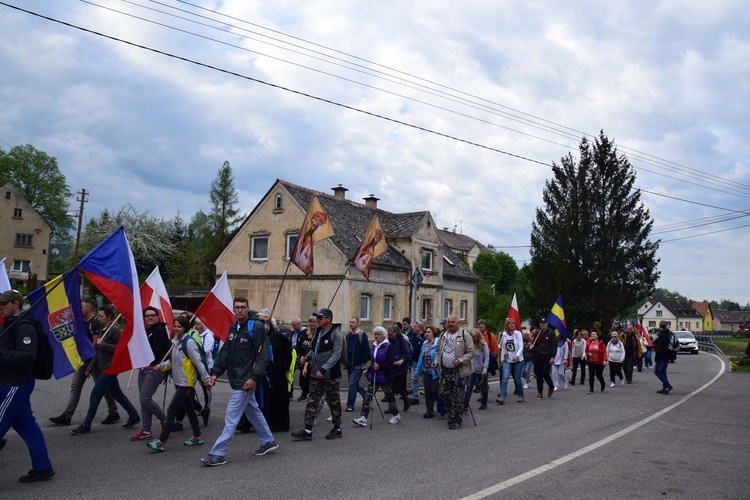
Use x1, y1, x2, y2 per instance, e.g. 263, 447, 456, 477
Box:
327, 261, 353, 308
98, 313, 122, 342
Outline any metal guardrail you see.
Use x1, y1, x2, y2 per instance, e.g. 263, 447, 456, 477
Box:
695, 334, 724, 355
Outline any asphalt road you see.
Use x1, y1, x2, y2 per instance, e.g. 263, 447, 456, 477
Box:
2, 352, 748, 499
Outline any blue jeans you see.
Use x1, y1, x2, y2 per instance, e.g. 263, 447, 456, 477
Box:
346, 369, 367, 410
501, 361, 524, 398
411, 368, 420, 400
523, 360, 533, 383
464, 372, 488, 406
644, 350, 653, 369
210, 388, 274, 457
654, 360, 672, 390
83, 373, 138, 427
0, 381, 52, 471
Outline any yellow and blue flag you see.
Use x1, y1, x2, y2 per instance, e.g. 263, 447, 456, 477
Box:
547, 294, 568, 342
27, 271, 95, 379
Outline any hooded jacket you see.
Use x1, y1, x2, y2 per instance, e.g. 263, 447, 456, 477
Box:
212, 316, 270, 389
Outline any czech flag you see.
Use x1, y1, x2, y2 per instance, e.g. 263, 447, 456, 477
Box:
140, 266, 174, 336
78, 226, 154, 374
547, 294, 568, 341
27, 271, 96, 379
194, 271, 235, 342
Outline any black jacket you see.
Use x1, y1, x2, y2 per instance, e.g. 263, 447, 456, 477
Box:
532, 327, 558, 360
146, 322, 172, 367
0, 312, 37, 386
654, 327, 675, 363
212, 315, 270, 389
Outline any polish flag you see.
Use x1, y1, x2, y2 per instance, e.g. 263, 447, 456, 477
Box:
194, 271, 235, 342
0, 257, 11, 326
507, 293, 522, 329
140, 267, 174, 336
637, 318, 653, 347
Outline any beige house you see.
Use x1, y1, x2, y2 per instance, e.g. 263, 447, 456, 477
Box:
215, 180, 479, 329
641, 300, 702, 332
436, 228, 489, 268
1, 182, 51, 281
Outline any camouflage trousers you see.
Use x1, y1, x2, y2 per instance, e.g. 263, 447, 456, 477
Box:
360, 381, 397, 418
438, 367, 465, 424
304, 378, 342, 428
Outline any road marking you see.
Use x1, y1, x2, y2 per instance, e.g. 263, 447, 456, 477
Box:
461, 354, 726, 500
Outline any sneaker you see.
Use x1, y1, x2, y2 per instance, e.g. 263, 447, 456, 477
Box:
518, 397, 525, 403
326, 416, 333, 422
448, 421, 461, 430
423, 411, 434, 419
146, 439, 165, 452
554, 386, 559, 392
253, 440, 279, 456
101, 413, 121, 425
536, 393, 543, 400
325, 428, 343, 439
345, 407, 354, 412
130, 429, 152, 441
389, 414, 401, 424
620, 379, 625, 386
610, 382, 615, 388
353, 416, 368, 427
495, 397, 505, 405
419, 390, 425, 396
523, 383, 528, 389
49, 415, 71, 426
121, 415, 141, 429
184, 436, 204, 446
587, 391, 593, 394
201, 454, 226, 466
19, 467, 55, 483
563, 384, 568, 390
70, 425, 90, 435
291, 429, 312, 441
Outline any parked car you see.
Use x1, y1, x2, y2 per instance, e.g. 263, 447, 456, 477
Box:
672, 330, 699, 354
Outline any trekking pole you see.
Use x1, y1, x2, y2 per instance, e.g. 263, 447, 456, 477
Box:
162, 374, 169, 408
465, 377, 477, 426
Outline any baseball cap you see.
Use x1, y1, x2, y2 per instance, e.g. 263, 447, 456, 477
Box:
539, 317, 548, 323
313, 308, 333, 319
0, 290, 24, 304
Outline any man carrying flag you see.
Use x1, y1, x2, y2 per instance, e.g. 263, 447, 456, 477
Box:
0, 290, 55, 482
352, 215, 388, 280
290, 196, 333, 277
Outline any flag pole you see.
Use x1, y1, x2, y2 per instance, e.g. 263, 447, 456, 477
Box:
19, 267, 80, 320
98, 313, 122, 342
270, 259, 293, 319
327, 261, 353, 309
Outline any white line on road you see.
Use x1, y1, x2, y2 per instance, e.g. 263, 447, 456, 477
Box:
460, 354, 727, 500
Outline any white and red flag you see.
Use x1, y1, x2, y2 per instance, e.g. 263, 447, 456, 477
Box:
637, 318, 652, 346
507, 293, 522, 329
139, 266, 174, 335
290, 196, 334, 277
352, 215, 388, 280
193, 271, 236, 342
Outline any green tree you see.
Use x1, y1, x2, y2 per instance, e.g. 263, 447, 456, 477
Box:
209, 161, 243, 251
0, 144, 74, 234
472, 251, 519, 295
527, 132, 660, 329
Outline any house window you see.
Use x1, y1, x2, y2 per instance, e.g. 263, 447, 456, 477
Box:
359, 294, 371, 321
656, 310, 662, 317
286, 234, 298, 260
443, 299, 452, 319
421, 299, 431, 322
12, 260, 31, 272
421, 249, 433, 271
251, 236, 269, 261
4, 191, 10, 200
460, 300, 467, 321
383, 296, 393, 321
15, 234, 33, 247
274, 194, 283, 211
648, 321, 656, 328
13, 208, 22, 218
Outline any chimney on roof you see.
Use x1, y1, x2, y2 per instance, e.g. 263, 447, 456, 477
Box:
363, 194, 379, 209
331, 184, 348, 200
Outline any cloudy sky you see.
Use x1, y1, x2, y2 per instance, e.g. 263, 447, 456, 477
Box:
1, 1, 748, 305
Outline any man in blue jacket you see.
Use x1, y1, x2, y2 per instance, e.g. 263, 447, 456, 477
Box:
344, 317, 370, 412
0, 290, 55, 482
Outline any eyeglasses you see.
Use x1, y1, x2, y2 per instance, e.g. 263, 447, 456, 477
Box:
233, 306, 248, 310
144, 314, 158, 318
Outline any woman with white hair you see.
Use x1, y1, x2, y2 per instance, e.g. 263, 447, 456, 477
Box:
353, 326, 400, 426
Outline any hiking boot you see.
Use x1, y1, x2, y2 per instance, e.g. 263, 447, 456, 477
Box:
19, 467, 55, 483
325, 428, 343, 440
121, 415, 141, 429
70, 425, 90, 435
101, 413, 121, 425
536, 393, 543, 400
201, 454, 226, 466
49, 415, 71, 426
353, 416, 368, 427
389, 414, 401, 424
253, 440, 278, 456
147, 439, 165, 452
291, 429, 312, 441
200, 407, 211, 426
184, 436, 204, 446
130, 429, 153, 441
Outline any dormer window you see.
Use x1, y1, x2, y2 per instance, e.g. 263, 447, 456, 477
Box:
273, 194, 283, 212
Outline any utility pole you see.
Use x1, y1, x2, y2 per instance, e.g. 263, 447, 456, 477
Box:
72, 188, 88, 266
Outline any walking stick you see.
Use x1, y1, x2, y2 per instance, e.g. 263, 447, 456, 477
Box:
464, 376, 477, 427
162, 374, 169, 408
